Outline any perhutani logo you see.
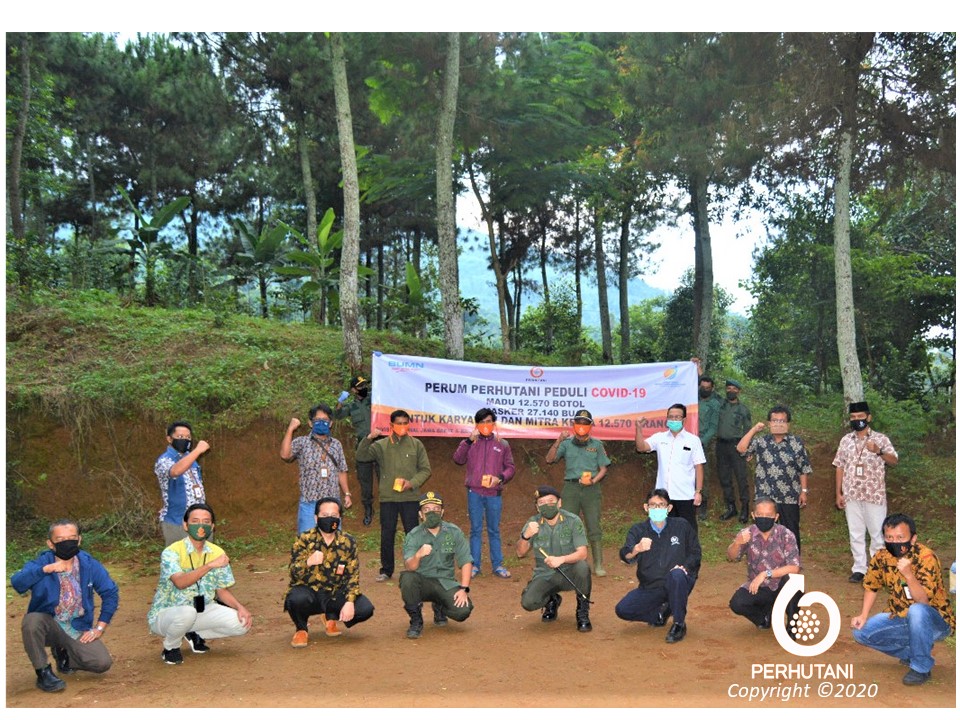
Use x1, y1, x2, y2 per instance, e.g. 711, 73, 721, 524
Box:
662, 366, 678, 379
772, 574, 841, 657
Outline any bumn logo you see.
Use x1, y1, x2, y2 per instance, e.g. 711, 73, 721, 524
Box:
772, 574, 841, 657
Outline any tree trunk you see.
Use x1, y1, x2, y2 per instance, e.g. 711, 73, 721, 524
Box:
9, 34, 30, 245
690, 171, 714, 363
539, 210, 553, 353
297, 123, 321, 324
574, 196, 583, 327
258, 274, 269, 318
330, 32, 363, 369
594, 208, 613, 363
618, 203, 632, 363
435, 33, 464, 359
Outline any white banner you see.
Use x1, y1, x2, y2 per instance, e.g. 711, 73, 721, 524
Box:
368, 353, 699, 440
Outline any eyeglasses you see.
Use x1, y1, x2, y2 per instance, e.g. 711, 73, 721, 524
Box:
647, 503, 669, 510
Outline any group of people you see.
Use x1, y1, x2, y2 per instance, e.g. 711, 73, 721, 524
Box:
10, 378, 954, 693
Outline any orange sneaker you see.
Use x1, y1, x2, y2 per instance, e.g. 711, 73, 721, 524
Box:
290, 630, 309, 648
325, 619, 342, 637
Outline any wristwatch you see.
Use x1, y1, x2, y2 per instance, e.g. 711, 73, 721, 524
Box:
459, 585, 470, 593
765, 569, 773, 579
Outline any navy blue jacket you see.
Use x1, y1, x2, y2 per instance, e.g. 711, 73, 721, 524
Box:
11, 549, 119, 631
619, 516, 701, 589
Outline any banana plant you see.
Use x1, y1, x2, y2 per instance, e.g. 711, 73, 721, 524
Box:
233, 219, 289, 318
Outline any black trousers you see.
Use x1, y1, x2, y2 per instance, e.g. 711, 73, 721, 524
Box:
716, 439, 749, 508
669, 499, 699, 537
775, 502, 802, 555
379, 500, 419, 577
285, 585, 375, 631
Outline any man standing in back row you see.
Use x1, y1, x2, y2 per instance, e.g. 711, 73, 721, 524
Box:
716, 380, 752, 523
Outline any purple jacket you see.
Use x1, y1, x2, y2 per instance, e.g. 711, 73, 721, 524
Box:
452, 435, 516, 497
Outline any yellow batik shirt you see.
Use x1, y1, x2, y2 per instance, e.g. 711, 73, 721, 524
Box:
863, 541, 955, 632
287, 529, 361, 603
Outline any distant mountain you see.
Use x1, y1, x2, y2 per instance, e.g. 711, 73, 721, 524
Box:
456, 228, 666, 337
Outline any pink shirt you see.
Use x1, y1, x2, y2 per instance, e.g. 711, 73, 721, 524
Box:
832, 429, 897, 504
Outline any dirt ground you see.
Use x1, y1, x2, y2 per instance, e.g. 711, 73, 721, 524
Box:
5, 421, 957, 710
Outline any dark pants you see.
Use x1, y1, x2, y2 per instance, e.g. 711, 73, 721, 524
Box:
354, 439, 377, 508
380, 500, 419, 577
21, 613, 112, 672
520, 562, 592, 611
615, 567, 696, 625
776, 502, 801, 555
730, 577, 801, 629
285, 585, 374, 631
399, 573, 473, 621
670, 499, 699, 537
716, 439, 749, 508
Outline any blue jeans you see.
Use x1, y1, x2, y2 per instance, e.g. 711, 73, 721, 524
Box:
852, 604, 951, 673
298, 500, 317, 534
467, 490, 503, 570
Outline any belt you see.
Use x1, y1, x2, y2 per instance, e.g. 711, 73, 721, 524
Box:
718, 438, 741, 443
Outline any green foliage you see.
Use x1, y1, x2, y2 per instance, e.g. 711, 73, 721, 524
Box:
660, 270, 732, 364
517, 281, 601, 365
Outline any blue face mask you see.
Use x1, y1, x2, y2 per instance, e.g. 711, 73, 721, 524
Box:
312, 419, 331, 436
649, 507, 669, 523
666, 420, 683, 432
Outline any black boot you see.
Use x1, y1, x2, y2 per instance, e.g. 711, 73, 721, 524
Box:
575, 595, 593, 632
738, 506, 750, 523
36, 664, 65, 693
720, 503, 737, 521
541, 593, 562, 622
432, 602, 448, 626
405, 603, 424, 639
363, 503, 374, 526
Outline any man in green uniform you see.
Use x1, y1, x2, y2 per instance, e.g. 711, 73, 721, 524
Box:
545, 409, 611, 576
696, 375, 722, 520
716, 379, 752, 522
400, 492, 473, 639
517, 485, 592, 632
357, 409, 432, 581
334, 375, 377, 525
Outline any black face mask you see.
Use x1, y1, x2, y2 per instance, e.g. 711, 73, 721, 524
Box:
699, 388, 712, 399
317, 516, 339, 534
754, 517, 776, 533
850, 419, 869, 432
885, 541, 912, 558
53, 539, 81, 560
171, 438, 192, 454
726, 391, 738, 401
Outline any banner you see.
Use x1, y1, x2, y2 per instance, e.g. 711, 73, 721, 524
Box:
369, 353, 699, 440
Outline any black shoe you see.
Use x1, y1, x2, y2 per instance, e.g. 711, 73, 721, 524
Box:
53, 646, 75, 675
363, 505, 374, 526
738, 508, 750, 523
720, 505, 737, 521
35, 664, 65, 692
575, 595, 592, 632
758, 614, 771, 630
541, 593, 562, 622
406, 604, 424, 639
697, 505, 708, 521
184, 631, 209, 653
848, 572, 865, 584
902, 669, 931, 686
652, 601, 671, 627
432, 602, 448, 626
162, 647, 184, 665
666, 622, 687, 643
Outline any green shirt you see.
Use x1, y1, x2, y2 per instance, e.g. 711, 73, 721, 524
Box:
525, 509, 588, 579
356, 433, 431, 502
698, 393, 722, 446
717, 400, 752, 441
554, 436, 611, 480
333, 395, 371, 440
403, 521, 472, 590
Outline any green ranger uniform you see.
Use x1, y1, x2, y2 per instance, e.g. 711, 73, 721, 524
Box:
333, 394, 371, 438
697, 392, 722, 510
520, 509, 591, 610
400, 521, 474, 621
554, 437, 611, 544
356, 433, 431, 503
716, 401, 752, 442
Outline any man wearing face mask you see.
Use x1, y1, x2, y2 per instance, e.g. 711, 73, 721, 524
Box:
399, 492, 473, 639
453, 408, 516, 579
357, 409, 432, 582
833, 401, 899, 584
715, 380, 752, 523
851, 513, 954, 686
155, 420, 209, 545
696, 374, 721, 521
517, 486, 592, 632
11, 519, 118, 693
635, 403, 706, 536
334, 375, 377, 526
615, 488, 701, 643
286, 497, 375, 647
147, 503, 252, 665
726, 498, 800, 630
545, 409, 611, 576
281, 403, 352, 534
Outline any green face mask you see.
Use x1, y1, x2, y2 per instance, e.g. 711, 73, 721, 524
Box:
423, 511, 443, 529
538, 503, 560, 520
187, 523, 213, 542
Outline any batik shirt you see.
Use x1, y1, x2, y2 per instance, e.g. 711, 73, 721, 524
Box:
734, 523, 800, 592
287, 528, 361, 603
54, 557, 83, 639
289, 434, 349, 501
832, 430, 897, 505
147, 538, 234, 625
154, 446, 205, 524
863, 542, 955, 631
746, 434, 812, 504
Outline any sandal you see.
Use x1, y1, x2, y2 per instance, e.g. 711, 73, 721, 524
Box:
471, 566, 481, 578
493, 566, 512, 579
